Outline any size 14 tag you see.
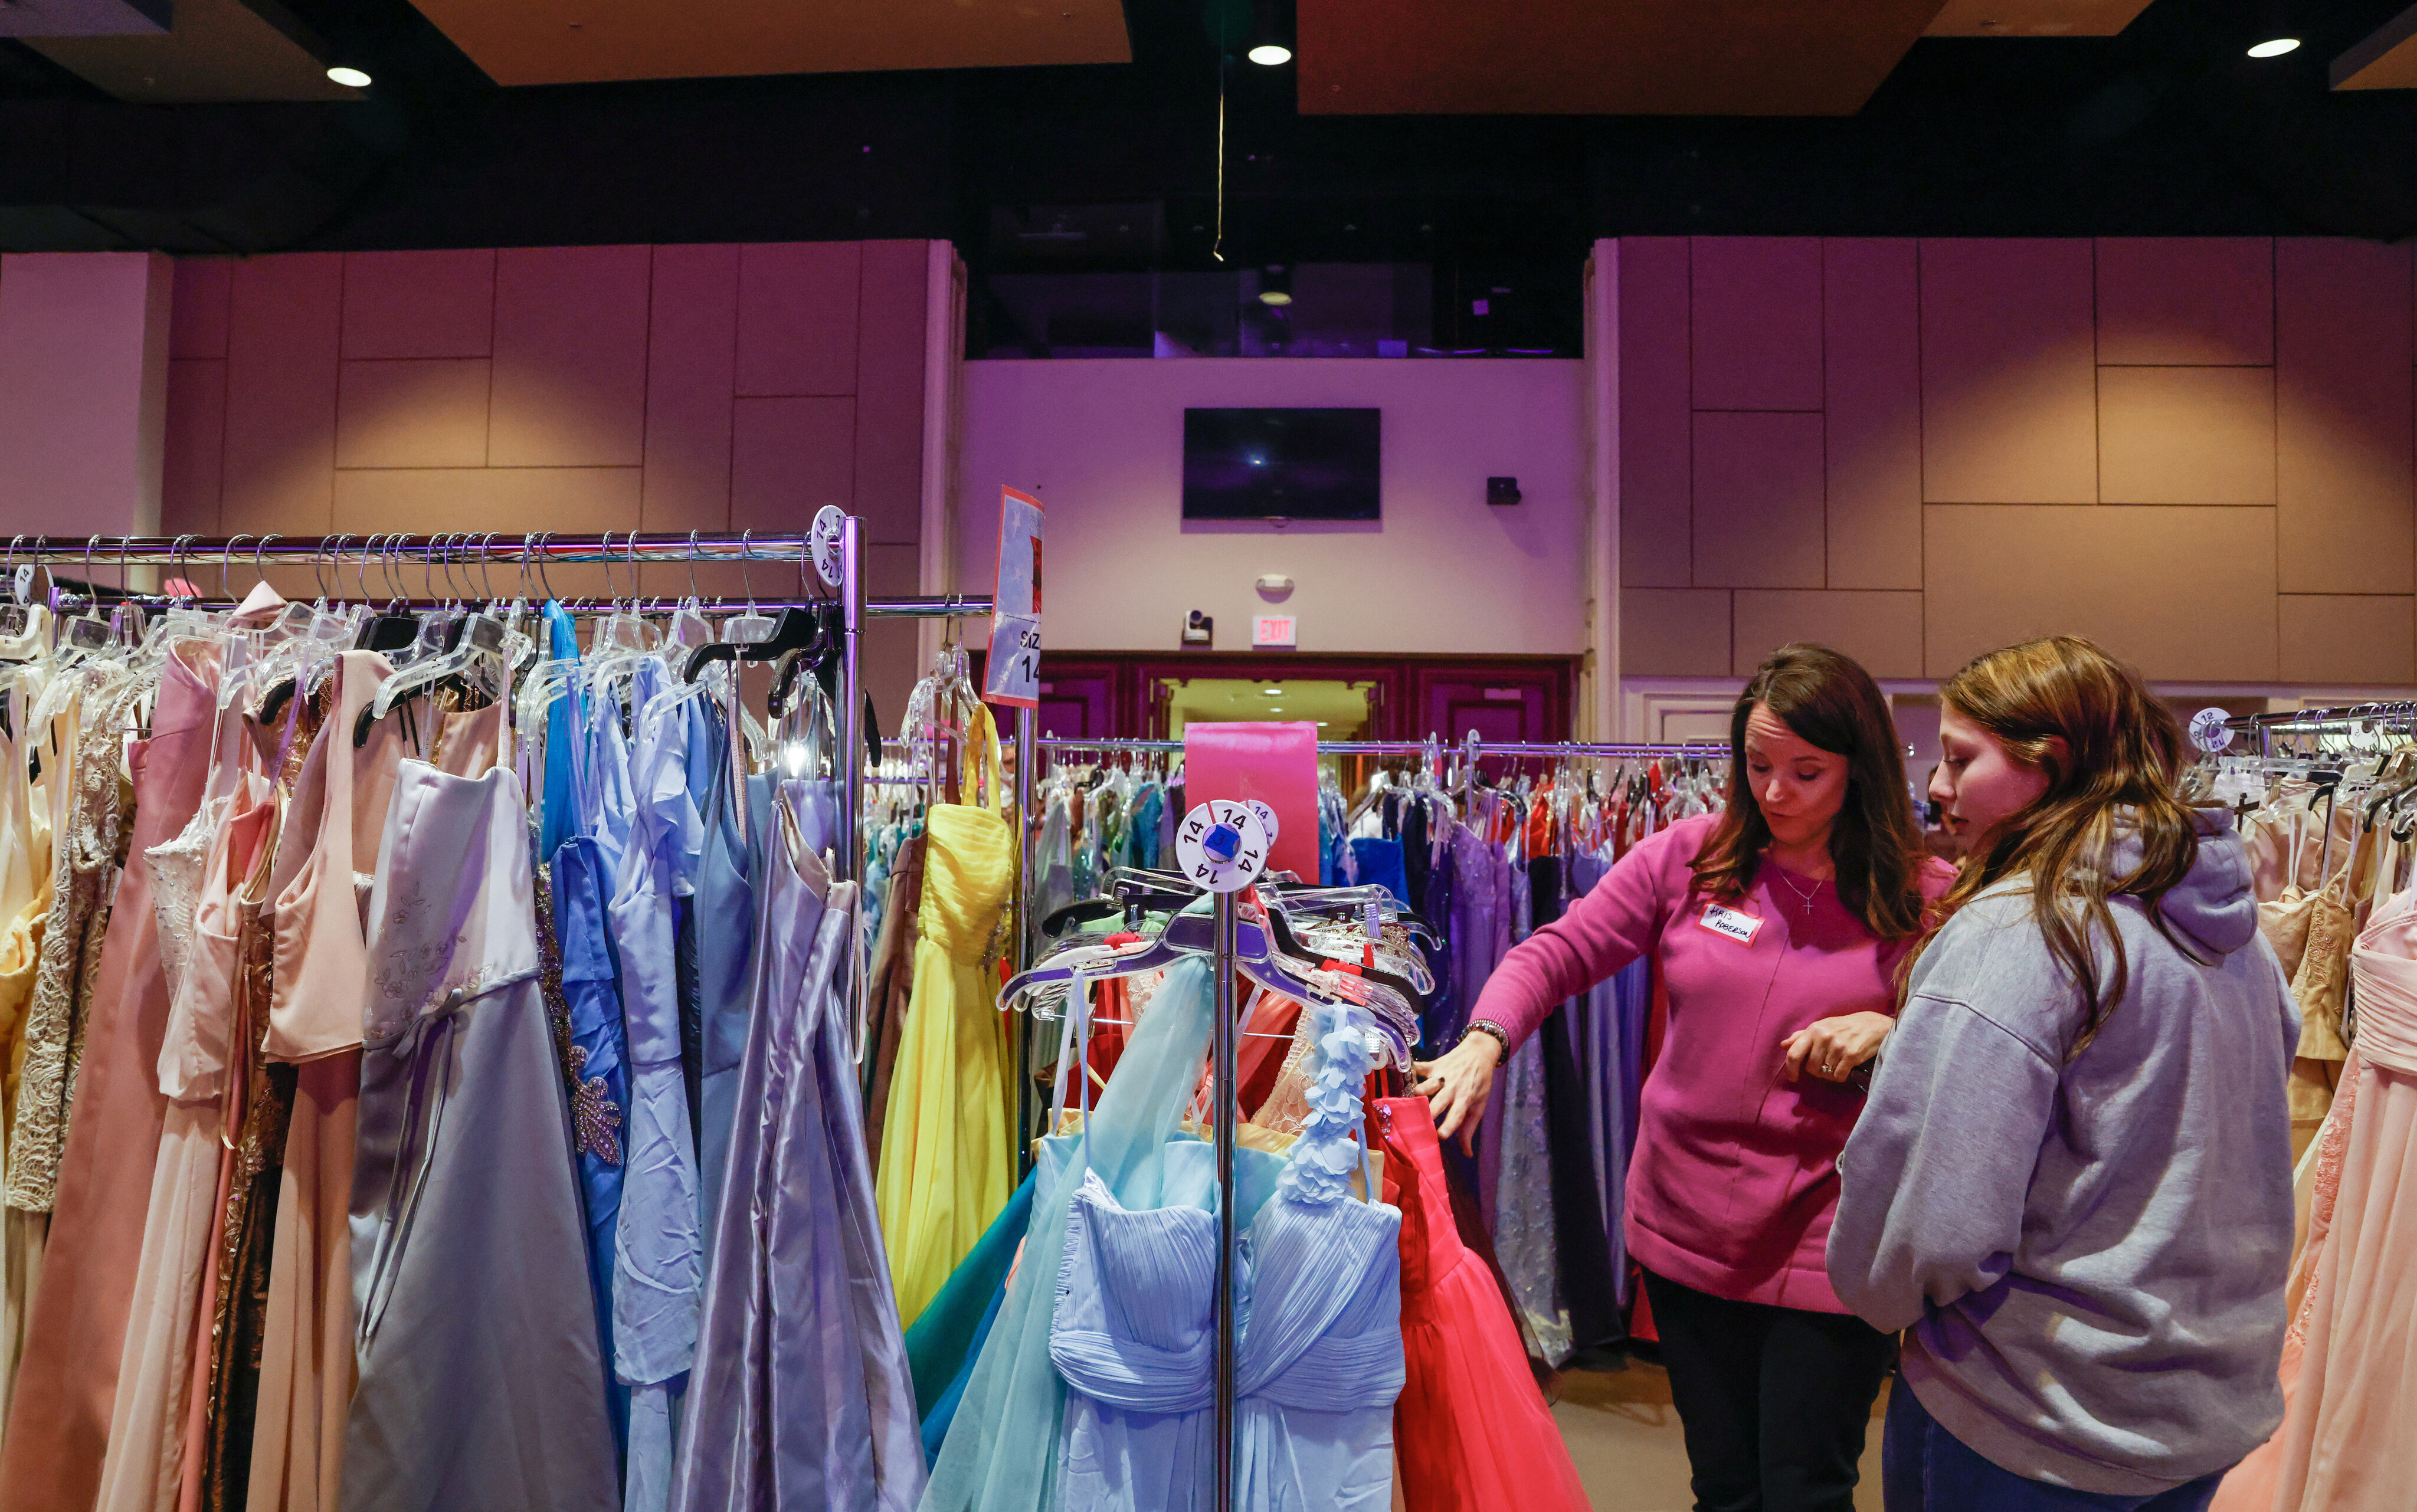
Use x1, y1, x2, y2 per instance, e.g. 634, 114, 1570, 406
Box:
1697, 903, 1762, 946
983, 486, 1044, 709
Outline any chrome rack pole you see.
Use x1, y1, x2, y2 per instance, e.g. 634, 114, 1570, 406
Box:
1210, 884, 1240, 1512
838, 517, 865, 891
1014, 703, 1038, 1171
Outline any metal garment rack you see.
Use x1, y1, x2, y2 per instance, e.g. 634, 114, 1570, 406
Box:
5, 527, 1023, 904
2222, 704, 2417, 760
1026, 729, 1724, 1512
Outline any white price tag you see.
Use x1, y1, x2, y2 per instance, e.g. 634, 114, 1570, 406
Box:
984, 487, 1044, 710
11, 565, 30, 604
2188, 707, 2235, 755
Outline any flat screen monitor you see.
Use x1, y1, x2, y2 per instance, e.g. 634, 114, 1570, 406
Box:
1181, 408, 1380, 522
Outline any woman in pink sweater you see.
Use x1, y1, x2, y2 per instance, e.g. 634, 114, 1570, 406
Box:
1420, 642, 1951, 1512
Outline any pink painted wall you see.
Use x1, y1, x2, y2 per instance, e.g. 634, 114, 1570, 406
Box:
0, 251, 173, 569
953, 357, 1587, 656
163, 240, 939, 706
1622, 236, 2417, 687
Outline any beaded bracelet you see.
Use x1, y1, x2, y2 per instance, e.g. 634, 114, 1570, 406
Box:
1463, 1019, 1512, 1059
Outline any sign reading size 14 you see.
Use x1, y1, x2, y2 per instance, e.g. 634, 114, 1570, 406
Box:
984, 486, 1044, 709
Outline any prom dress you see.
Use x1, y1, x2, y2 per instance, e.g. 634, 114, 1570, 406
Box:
340, 729, 617, 1512
877, 801, 1017, 1324
1049, 996, 1406, 1512
1374, 1097, 1589, 1512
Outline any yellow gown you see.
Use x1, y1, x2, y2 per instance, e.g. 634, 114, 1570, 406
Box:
875, 720, 1016, 1326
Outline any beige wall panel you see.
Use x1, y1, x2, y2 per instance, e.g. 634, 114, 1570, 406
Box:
641, 243, 741, 534
2097, 366, 2275, 504
863, 540, 923, 716
2279, 594, 2417, 686
162, 358, 224, 535
731, 395, 856, 536
333, 465, 640, 600
1692, 410, 1825, 588
735, 242, 863, 398
169, 257, 231, 360
489, 245, 651, 468
340, 250, 496, 360
2276, 239, 2415, 595
1622, 586, 1731, 675
335, 359, 491, 470
1923, 504, 2278, 680
223, 253, 342, 540
1732, 589, 1923, 678
1689, 237, 1822, 412
1618, 237, 1692, 586
1918, 240, 2098, 504
2095, 238, 2272, 365
852, 241, 931, 547
1823, 238, 1922, 589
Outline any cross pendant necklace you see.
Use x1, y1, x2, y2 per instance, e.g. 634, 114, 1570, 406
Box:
1777, 870, 1821, 916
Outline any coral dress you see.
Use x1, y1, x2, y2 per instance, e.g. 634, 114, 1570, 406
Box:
1375, 1096, 1590, 1512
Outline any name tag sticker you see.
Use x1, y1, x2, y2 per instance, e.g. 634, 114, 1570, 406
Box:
1697, 903, 1763, 946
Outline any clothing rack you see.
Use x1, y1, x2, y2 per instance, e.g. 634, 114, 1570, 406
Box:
1036, 735, 1730, 759
5, 527, 1017, 896
2222, 704, 2417, 759
1025, 728, 1722, 1512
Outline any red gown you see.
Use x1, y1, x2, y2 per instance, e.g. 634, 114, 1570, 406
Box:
1375, 1096, 1590, 1512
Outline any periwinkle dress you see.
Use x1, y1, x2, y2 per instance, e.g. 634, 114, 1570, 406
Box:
610, 667, 707, 1512
1048, 996, 1405, 1511
671, 792, 923, 1512
341, 747, 615, 1511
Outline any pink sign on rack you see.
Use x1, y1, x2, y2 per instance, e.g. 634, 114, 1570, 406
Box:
1181, 720, 1319, 883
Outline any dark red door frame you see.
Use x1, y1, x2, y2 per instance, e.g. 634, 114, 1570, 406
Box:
981, 650, 1578, 744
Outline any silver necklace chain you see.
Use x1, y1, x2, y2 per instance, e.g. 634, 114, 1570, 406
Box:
1774, 867, 1823, 916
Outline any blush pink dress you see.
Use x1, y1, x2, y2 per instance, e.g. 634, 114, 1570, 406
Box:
245, 652, 402, 1512
91, 746, 276, 1512
0, 635, 220, 1512
2212, 883, 2417, 1512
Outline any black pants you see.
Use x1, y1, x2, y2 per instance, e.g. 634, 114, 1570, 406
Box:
1643, 1267, 1897, 1512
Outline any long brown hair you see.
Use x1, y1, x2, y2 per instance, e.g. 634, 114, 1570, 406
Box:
1689, 644, 1928, 940
1919, 635, 2200, 1058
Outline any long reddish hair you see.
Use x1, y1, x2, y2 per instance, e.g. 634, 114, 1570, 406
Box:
1688, 644, 1927, 941
1912, 635, 2201, 1058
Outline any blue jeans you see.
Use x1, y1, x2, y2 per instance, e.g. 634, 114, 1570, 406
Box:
1881, 1372, 2228, 1512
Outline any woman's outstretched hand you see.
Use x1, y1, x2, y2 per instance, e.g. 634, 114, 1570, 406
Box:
1414, 1032, 1505, 1155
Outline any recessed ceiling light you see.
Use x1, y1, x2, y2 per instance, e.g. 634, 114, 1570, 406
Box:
1247, 44, 1292, 65
326, 65, 372, 87
1257, 291, 1293, 306
2247, 37, 2300, 58
1263, 687, 1283, 696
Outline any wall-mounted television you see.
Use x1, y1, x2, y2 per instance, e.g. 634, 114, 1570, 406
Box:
1181, 407, 1381, 522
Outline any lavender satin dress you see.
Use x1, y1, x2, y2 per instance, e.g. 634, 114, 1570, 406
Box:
670, 793, 923, 1512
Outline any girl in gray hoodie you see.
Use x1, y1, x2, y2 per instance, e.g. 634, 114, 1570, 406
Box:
1829, 636, 2297, 1511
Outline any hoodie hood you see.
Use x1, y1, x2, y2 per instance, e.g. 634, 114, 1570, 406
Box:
2101, 806, 2258, 958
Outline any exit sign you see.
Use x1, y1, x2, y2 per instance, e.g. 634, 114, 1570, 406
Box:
1253, 615, 1297, 649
